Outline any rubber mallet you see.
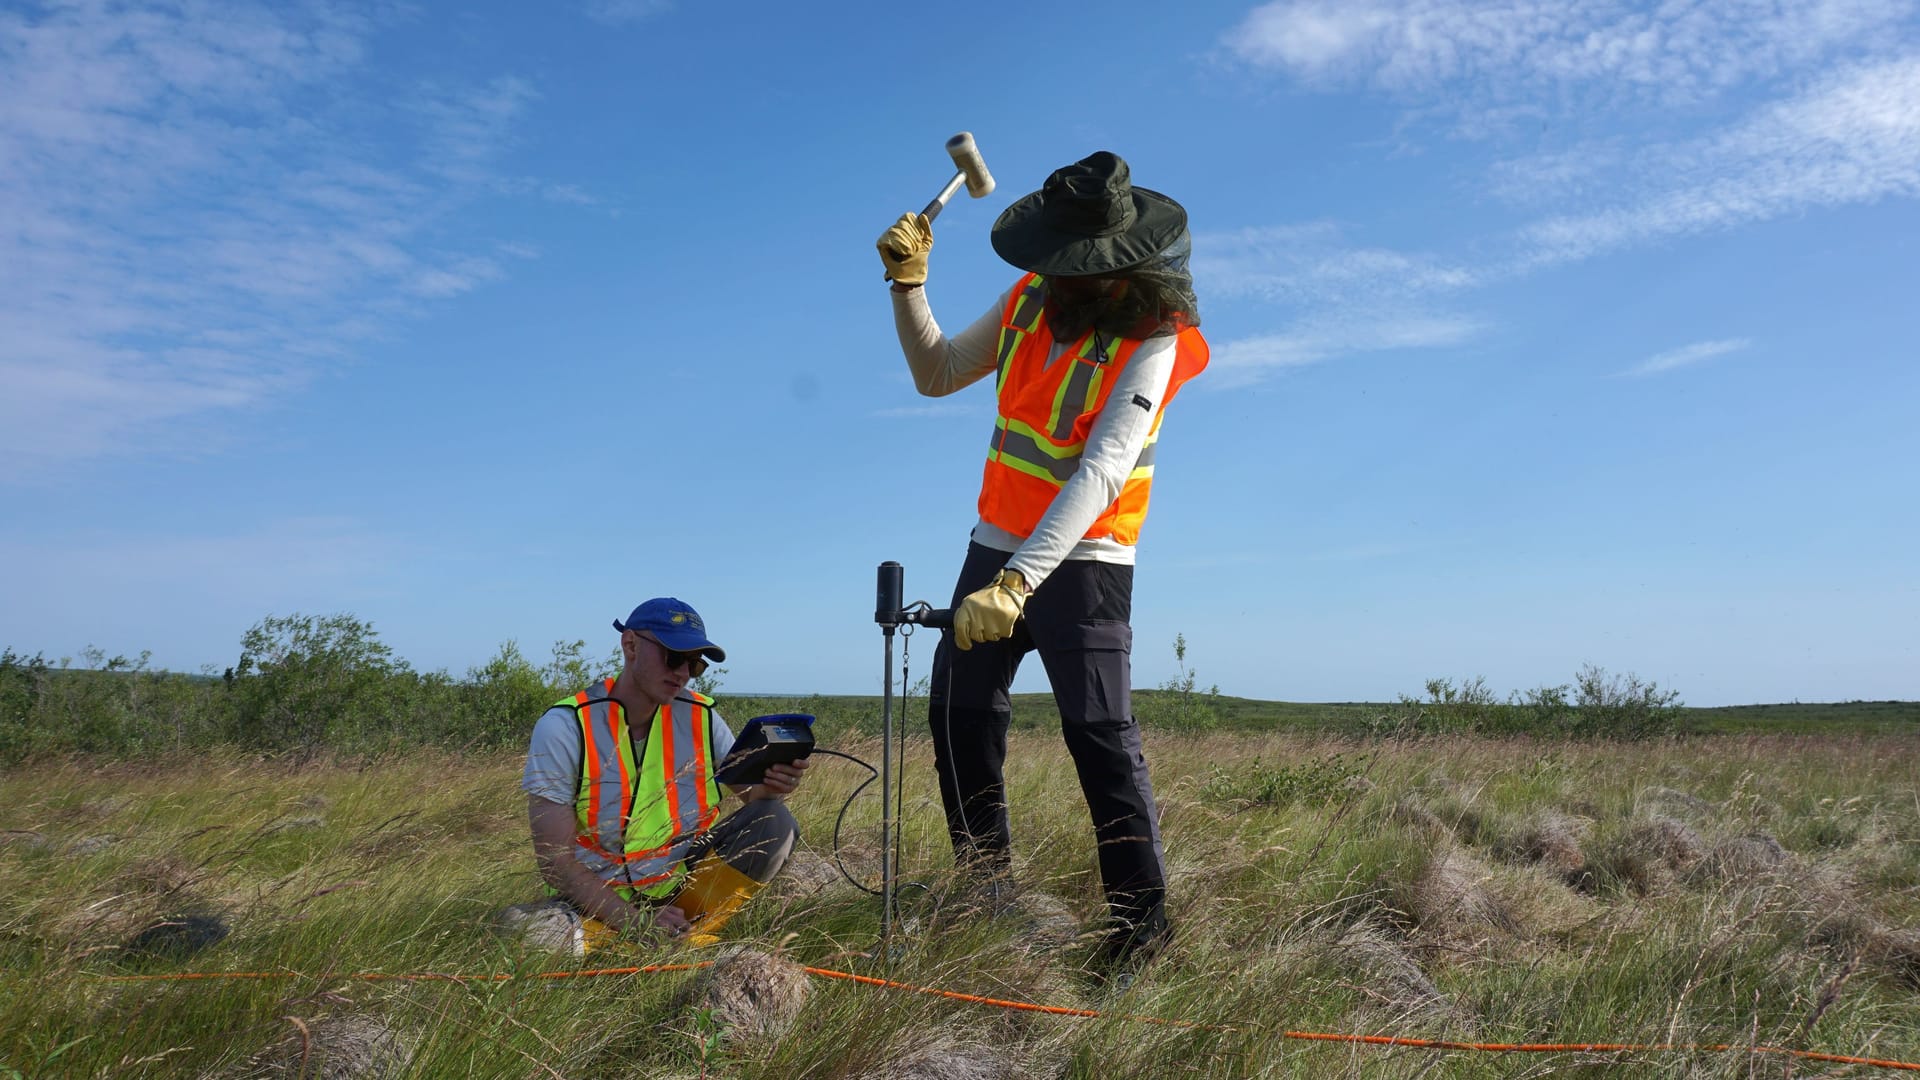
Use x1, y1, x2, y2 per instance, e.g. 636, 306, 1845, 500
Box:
920, 132, 996, 223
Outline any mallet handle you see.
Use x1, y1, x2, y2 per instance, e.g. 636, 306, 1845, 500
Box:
920, 171, 967, 223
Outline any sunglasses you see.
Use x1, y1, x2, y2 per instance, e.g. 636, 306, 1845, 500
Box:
638, 633, 709, 677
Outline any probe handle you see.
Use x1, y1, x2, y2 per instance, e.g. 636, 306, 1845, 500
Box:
912, 608, 953, 630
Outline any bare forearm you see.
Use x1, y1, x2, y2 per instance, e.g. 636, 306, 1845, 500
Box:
528, 796, 641, 928
537, 851, 640, 927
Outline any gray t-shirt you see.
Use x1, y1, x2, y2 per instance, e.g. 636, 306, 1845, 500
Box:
522, 692, 737, 806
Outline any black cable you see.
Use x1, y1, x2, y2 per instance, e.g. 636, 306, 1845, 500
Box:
812, 612, 945, 901
808, 748, 884, 896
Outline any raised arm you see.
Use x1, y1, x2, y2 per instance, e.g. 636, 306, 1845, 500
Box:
891, 285, 1012, 397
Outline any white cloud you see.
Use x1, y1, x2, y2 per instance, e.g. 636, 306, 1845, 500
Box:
1226, 0, 1917, 105
1192, 222, 1484, 382
409, 76, 540, 184
1211, 313, 1481, 384
1211, 4, 1920, 383
1195, 222, 1478, 302
1518, 55, 1920, 263
1620, 338, 1752, 376
0, 2, 557, 482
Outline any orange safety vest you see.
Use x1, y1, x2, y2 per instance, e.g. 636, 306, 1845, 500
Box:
561, 679, 723, 900
977, 272, 1208, 545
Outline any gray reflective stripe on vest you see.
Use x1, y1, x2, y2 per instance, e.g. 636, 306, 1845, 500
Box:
988, 423, 1157, 484
574, 694, 707, 887
1049, 336, 1114, 441
1010, 277, 1045, 331
995, 276, 1049, 392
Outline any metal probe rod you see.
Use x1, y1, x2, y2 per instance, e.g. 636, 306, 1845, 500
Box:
874, 563, 904, 944
872, 562, 953, 952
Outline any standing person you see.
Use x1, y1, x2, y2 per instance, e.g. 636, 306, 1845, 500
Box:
875, 151, 1208, 973
517, 598, 809, 953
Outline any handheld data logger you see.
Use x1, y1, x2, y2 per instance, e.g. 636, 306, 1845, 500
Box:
713, 713, 816, 786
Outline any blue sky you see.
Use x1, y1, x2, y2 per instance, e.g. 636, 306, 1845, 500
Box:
2, 0, 1915, 707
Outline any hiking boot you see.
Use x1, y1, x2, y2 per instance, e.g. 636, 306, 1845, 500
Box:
1092, 908, 1173, 982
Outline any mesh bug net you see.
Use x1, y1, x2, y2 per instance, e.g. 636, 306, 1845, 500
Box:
1043, 229, 1201, 342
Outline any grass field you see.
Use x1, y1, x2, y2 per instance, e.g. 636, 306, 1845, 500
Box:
3, 728, 1918, 1078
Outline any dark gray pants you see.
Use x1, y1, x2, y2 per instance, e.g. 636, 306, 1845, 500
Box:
928, 541, 1167, 932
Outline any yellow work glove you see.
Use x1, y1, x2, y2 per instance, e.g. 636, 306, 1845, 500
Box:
953, 568, 1027, 651
876, 212, 932, 285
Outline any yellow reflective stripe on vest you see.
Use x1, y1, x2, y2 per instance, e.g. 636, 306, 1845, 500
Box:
988, 415, 1157, 486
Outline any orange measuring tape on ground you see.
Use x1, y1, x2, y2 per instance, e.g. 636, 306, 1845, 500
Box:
92, 965, 1920, 1072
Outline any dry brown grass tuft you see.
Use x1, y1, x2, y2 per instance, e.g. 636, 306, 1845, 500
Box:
261, 814, 325, 835
48, 883, 188, 947
764, 845, 846, 901
122, 853, 207, 896
1404, 848, 1519, 943
1862, 926, 1920, 988
1004, 889, 1082, 957
1500, 811, 1591, 885
683, 947, 811, 1043
76, 794, 135, 820
1388, 795, 1451, 838
0, 829, 50, 852
1799, 877, 1920, 989
65, 833, 117, 857
1686, 833, 1789, 886
1330, 919, 1461, 1031
849, 1030, 1031, 1080
1595, 815, 1705, 895
234, 1014, 413, 1079
1635, 785, 1715, 823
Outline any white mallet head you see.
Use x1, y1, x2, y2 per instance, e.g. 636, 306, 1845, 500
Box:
946, 132, 995, 199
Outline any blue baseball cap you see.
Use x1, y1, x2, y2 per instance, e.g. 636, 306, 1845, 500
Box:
613, 597, 726, 661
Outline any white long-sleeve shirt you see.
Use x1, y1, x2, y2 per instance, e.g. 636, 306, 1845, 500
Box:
891, 284, 1176, 590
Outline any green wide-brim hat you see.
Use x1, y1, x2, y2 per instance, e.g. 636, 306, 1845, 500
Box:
990, 151, 1188, 276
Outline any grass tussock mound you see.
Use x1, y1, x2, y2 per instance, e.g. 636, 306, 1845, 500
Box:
1330, 919, 1465, 1033
765, 845, 848, 901
1403, 848, 1520, 942
1687, 832, 1790, 885
1497, 809, 1592, 885
1635, 785, 1716, 823
682, 948, 811, 1043
233, 1014, 413, 1080
1591, 815, 1706, 894
850, 1030, 1030, 1080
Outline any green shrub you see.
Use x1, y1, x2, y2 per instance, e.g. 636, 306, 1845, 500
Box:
1201, 752, 1360, 809
1371, 667, 1682, 740
227, 614, 411, 752
1135, 633, 1221, 732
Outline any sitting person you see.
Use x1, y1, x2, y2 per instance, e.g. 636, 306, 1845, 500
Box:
513, 597, 808, 953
